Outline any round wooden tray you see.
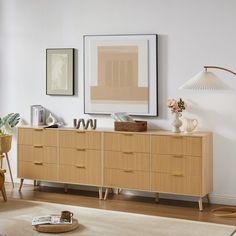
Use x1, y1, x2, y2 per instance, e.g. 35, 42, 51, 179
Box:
34, 218, 79, 233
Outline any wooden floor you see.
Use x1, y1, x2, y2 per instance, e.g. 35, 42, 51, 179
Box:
4, 182, 236, 226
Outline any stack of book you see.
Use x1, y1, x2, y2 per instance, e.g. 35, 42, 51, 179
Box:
32, 215, 72, 226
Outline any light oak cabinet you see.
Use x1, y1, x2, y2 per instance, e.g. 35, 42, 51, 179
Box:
104, 132, 150, 191
58, 130, 102, 186
18, 128, 58, 181
17, 127, 212, 210
150, 134, 212, 210
17, 128, 102, 191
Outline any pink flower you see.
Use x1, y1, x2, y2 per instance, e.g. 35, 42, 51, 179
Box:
166, 98, 186, 114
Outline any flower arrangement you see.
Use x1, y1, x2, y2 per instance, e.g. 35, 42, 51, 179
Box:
166, 98, 186, 114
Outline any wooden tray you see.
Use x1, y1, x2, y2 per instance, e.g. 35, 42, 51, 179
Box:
34, 218, 79, 233
114, 120, 147, 132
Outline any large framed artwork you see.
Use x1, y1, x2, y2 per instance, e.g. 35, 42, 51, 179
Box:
84, 34, 158, 116
46, 48, 74, 95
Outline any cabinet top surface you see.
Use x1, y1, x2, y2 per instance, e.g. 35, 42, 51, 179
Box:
18, 126, 212, 137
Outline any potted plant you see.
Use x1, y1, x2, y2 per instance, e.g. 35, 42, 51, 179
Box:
0, 113, 20, 154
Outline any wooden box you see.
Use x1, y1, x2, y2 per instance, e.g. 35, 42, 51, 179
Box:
114, 121, 147, 132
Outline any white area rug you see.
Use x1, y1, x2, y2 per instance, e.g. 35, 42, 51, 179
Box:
0, 199, 235, 236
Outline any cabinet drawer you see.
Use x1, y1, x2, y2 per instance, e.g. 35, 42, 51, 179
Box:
59, 130, 101, 149
151, 135, 202, 156
104, 133, 149, 153
59, 148, 101, 167
18, 128, 57, 146
58, 165, 101, 185
151, 154, 202, 176
18, 161, 57, 181
104, 151, 149, 171
18, 145, 57, 163
151, 173, 201, 195
104, 169, 149, 190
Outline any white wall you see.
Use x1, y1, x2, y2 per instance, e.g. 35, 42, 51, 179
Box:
1, 0, 236, 205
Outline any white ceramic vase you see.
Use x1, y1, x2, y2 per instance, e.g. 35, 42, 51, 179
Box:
171, 112, 182, 133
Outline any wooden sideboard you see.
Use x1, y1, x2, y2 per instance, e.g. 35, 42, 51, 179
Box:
17, 127, 212, 210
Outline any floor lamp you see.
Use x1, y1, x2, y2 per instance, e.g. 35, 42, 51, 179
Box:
180, 65, 236, 217
179, 66, 236, 90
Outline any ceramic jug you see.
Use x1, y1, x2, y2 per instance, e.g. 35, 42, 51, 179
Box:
184, 118, 198, 133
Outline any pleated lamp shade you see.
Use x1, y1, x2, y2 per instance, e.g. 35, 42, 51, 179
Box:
179, 71, 229, 90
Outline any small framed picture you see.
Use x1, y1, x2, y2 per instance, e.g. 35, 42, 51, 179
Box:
83, 34, 158, 116
46, 48, 74, 95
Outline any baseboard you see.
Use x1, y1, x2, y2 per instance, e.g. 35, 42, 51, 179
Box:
209, 194, 236, 206
7, 177, 236, 206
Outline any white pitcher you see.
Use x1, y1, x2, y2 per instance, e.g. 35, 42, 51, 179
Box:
184, 118, 198, 133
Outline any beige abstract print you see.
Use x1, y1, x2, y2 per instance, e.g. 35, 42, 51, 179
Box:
90, 45, 148, 102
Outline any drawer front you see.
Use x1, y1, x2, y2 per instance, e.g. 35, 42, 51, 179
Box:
58, 165, 101, 185
43, 146, 58, 163
59, 130, 101, 149
18, 145, 57, 163
104, 169, 149, 190
59, 130, 76, 148
18, 161, 57, 181
18, 128, 57, 146
32, 128, 44, 145
43, 129, 58, 146
18, 145, 33, 162
104, 133, 150, 153
151, 136, 183, 154
151, 135, 202, 156
75, 131, 101, 149
104, 151, 149, 171
183, 137, 202, 156
59, 148, 100, 167
18, 128, 33, 145
151, 173, 201, 195
151, 154, 202, 176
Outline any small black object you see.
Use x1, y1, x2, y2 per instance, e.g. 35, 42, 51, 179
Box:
45, 124, 59, 128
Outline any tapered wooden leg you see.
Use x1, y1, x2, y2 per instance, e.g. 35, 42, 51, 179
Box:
1, 185, 7, 201
34, 180, 37, 186
99, 187, 103, 200
104, 188, 109, 200
155, 193, 159, 203
5, 153, 14, 188
64, 184, 68, 193
19, 179, 24, 191
206, 194, 210, 204
198, 197, 203, 211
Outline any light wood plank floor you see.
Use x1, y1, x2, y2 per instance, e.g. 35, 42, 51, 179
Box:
3, 182, 236, 226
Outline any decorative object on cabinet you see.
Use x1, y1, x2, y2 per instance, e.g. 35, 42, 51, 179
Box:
114, 120, 147, 132
179, 66, 236, 90
184, 117, 198, 133
73, 119, 97, 130
83, 34, 158, 116
167, 98, 186, 133
46, 113, 57, 126
46, 48, 74, 95
17, 127, 212, 210
31, 105, 46, 126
